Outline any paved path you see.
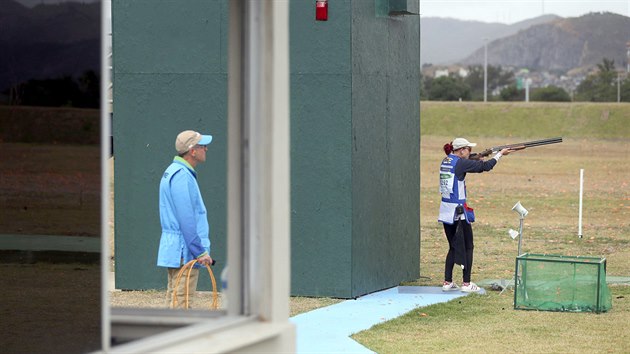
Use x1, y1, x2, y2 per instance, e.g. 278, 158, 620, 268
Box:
290, 286, 481, 353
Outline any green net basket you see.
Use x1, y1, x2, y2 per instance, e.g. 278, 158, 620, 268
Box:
514, 253, 612, 313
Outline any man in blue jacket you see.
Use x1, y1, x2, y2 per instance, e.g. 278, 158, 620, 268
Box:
158, 130, 214, 308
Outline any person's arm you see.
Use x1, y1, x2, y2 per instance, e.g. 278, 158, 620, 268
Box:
454, 148, 510, 179
454, 157, 497, 179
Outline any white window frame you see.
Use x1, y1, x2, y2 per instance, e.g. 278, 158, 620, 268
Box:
98, 1, 293, 352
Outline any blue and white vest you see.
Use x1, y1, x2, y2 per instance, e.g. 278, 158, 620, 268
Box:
438, 154, 474, 224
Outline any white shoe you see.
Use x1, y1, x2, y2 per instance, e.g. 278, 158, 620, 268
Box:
461, 282, 480, 292
442, 281, 459, 291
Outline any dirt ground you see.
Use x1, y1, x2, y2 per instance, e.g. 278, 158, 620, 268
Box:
0, 143, 101, 236
0, 143, 101, 354
0, 263, 101, 354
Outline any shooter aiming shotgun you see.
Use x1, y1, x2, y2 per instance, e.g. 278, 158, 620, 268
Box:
469, 137, 563, 160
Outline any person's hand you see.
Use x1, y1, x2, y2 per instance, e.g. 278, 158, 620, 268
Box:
500, 147, 512, 155
197, 254, 214, 266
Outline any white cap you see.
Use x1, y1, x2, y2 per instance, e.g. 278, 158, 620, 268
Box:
452, 138, 477, 150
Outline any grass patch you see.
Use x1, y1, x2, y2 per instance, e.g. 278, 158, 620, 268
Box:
353, 286, 630, 353
420, 102, 630, 139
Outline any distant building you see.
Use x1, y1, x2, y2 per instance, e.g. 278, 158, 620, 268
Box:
435, 69, 449, 78
424, 65, 470, 78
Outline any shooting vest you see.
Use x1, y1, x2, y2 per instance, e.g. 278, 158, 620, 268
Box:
438, 154, 472, 224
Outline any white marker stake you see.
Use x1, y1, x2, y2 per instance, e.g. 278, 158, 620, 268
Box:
578, 169, 584, 238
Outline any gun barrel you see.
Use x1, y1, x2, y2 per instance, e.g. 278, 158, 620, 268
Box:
521, 137, 563, 148
491, 137, 563, 152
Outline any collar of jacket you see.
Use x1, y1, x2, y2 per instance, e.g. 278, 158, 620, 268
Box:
173, 156, 196, 178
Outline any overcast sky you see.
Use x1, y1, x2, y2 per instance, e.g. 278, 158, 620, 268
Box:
14, 0, 630, 26
420, 0, 630, 24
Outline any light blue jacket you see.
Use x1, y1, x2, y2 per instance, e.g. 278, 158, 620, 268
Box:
157, 157, 210, 268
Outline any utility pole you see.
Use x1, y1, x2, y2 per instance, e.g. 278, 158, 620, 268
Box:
484, 38, 488, 102
618, 72, 621, 103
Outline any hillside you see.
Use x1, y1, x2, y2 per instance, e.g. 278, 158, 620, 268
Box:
459, 12, 630, 71
0, 0, 100, 92
421, 15, 558, 66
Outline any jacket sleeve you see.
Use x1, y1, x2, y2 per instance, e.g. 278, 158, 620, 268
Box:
454, 157, 498, 180
170, 172, 207, 258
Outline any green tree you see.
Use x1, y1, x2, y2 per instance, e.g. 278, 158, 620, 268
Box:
531, 86, 571, 102
5, 71, 100, 108
427, 76, 471, 101
16, 76, 80, 107
464, 65, 514, 101
77, 70, 100, 108
574, 58, 618, 102
420, 72, 429, 100
499, 85, 525, 101
621, 76, 630, 102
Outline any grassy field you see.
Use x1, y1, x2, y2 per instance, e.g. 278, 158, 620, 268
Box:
351, 102, 630, 353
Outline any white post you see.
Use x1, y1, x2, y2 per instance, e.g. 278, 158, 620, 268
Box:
578, 169, 584, 238
525, 79, 530, 102
517, 217, 524, 256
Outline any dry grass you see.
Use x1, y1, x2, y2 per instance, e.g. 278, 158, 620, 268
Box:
414, 136, 630, 285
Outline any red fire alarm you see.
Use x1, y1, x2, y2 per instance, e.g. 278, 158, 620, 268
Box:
315, 0, 328, 21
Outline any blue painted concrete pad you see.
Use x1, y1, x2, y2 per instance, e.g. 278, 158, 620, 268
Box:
291, 286, 484, 353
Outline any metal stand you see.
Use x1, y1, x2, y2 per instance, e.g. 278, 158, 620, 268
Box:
500, 215, 525, 295
517, 216, 524, 257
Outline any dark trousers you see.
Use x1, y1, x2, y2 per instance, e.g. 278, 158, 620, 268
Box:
443, 221, 474, 283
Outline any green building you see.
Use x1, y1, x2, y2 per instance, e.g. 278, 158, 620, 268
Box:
113, 0, 420, 298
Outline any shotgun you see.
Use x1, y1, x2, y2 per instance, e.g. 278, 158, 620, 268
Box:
469, 137, 563, 160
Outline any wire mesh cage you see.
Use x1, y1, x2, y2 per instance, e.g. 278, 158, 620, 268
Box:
514, 253, 612, 313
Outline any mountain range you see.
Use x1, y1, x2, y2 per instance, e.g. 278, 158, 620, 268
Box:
2, 1, 629, 94
0, 0, 100, 92
422, 12, 630, 73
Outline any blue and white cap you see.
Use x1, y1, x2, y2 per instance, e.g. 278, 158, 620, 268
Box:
175, 130, 213, 154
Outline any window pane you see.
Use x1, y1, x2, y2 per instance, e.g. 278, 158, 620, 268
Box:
0, 0, 102, 352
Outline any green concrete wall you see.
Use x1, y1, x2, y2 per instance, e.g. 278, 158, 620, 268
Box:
113, 0, 419, 297
112, 0, 228, 290
352, 0, 420, 297
289, 1, 354, 297
290, 0, 420, 298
